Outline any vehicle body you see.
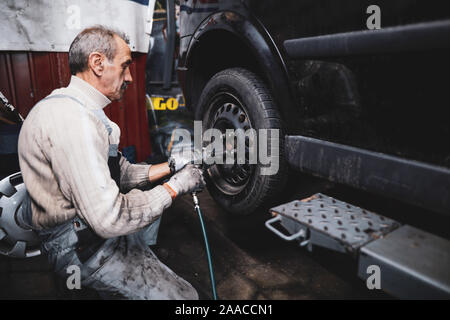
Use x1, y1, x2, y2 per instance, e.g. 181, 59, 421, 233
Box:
177, 0, 450, 217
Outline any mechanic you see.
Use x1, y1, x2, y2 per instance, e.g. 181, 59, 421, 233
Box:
17, 26, 204, 299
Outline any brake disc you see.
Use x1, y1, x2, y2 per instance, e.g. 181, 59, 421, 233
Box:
0, 172, 41, 258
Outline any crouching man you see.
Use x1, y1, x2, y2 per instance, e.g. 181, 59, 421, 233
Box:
17, 26, 204, 299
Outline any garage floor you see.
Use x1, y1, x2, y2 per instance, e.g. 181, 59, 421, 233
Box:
0, 175, 390, 300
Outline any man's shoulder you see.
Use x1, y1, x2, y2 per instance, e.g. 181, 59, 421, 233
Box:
23, 89, 98, 135
30, 88, 98, 125
38, 88, 85, 109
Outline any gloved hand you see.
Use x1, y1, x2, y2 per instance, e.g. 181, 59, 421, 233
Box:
165, 164, 206, 196
168, 147, 203, 173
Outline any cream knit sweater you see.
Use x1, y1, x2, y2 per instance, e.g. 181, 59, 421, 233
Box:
18, 76, 172, 238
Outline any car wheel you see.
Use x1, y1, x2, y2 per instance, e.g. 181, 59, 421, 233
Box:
195, 68, 287, 214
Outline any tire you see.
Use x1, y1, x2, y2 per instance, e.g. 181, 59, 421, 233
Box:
195, 68, 287, 214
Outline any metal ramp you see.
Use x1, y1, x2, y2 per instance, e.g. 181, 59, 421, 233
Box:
265, 193, 450, 299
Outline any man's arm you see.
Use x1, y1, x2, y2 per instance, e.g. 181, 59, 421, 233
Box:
148, 162, 172, 182
118, 155, 151, 192
46, 104, 172, 238
119, 156, 172, 193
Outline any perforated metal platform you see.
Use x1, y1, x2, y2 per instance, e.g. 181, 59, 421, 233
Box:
266, 193, 400, 254
266, 193, 450, 298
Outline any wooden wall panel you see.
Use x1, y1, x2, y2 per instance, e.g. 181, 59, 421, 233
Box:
0, 51, 151, 162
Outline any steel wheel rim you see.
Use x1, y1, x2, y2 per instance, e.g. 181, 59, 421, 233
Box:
205, 92, 255, 196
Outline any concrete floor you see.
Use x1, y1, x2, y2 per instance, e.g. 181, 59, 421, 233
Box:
156, 186, 389, 300
0, 173, 391, 300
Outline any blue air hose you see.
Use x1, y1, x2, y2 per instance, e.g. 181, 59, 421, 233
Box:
192, 192, 218, 300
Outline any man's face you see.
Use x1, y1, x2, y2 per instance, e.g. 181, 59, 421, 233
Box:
101, 36, 133, 101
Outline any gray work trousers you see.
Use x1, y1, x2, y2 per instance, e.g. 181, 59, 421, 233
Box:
34, 212, 198, 300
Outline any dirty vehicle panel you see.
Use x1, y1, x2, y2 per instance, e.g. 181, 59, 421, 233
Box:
178, 0, 450, 218
179, 0, 450, 168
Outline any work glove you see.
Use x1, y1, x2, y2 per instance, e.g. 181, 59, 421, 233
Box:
165, 164, 206, 196
168, 147, 203, 173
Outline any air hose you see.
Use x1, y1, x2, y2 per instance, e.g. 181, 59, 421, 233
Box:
192, 192, 218, 300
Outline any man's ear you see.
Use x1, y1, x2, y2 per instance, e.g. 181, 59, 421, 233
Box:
88, 51, 104, 76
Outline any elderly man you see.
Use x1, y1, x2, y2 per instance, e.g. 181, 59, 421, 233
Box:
17, 26, 204, 299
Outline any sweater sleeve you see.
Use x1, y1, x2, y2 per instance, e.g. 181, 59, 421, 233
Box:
118, 154, 152, 193
44, 102, 172, 238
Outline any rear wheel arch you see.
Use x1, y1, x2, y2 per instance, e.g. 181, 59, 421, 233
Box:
183, 13, 296, 128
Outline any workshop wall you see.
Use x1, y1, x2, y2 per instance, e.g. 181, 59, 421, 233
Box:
0, 51, 151, 162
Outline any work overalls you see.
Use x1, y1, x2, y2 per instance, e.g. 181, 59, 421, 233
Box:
20, 94, 198, 300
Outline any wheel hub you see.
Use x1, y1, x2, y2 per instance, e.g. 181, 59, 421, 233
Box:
207, 98, 255, 195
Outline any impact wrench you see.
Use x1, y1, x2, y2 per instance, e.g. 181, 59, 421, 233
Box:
192, 191, 218, 300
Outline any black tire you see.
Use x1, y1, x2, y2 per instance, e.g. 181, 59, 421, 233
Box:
195, 68, 287, 214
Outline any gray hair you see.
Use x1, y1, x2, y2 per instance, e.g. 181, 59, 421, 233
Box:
69, 25, 130, 75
